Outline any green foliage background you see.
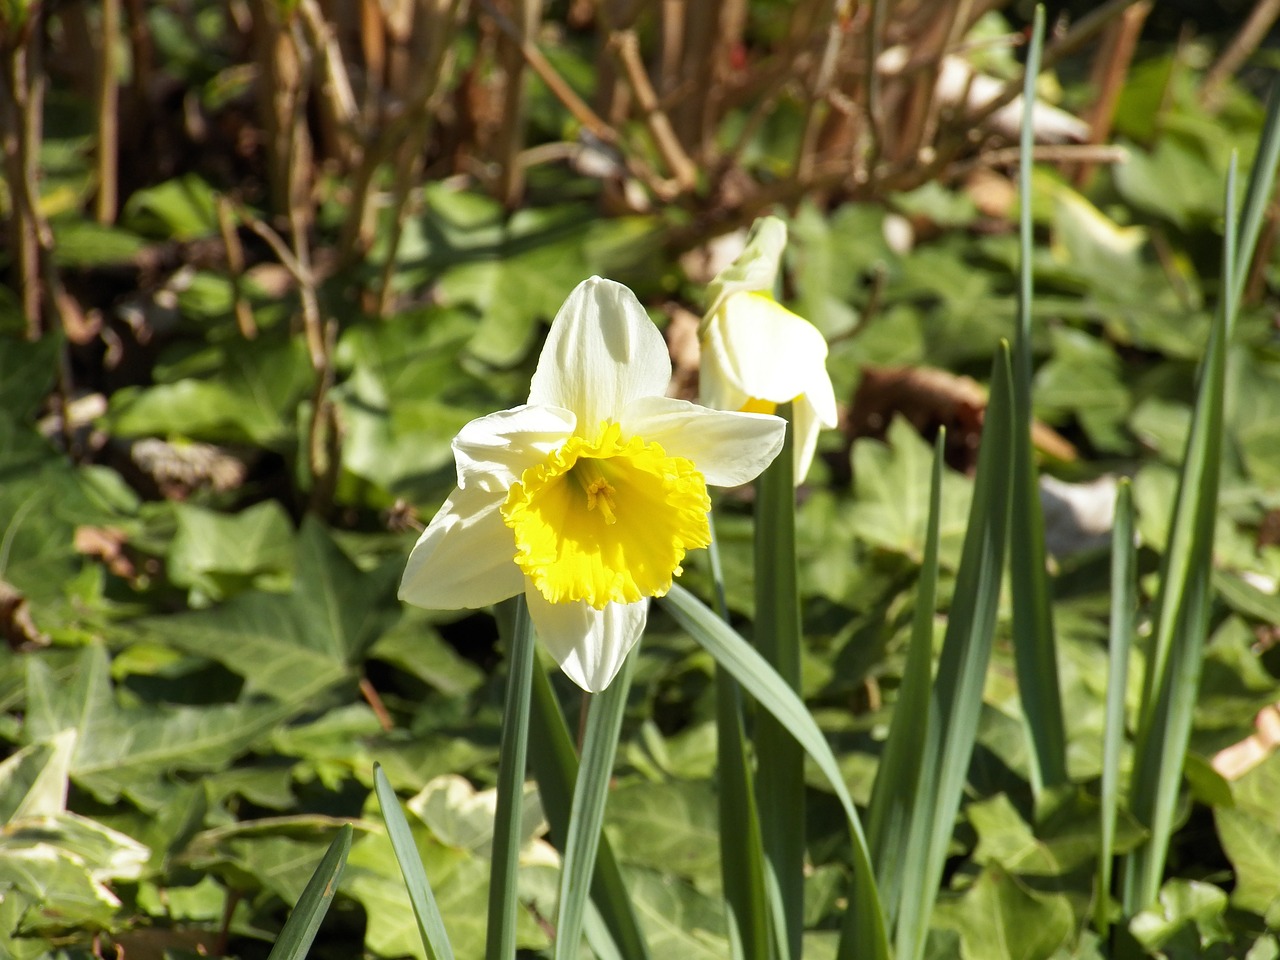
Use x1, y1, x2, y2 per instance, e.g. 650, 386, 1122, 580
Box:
2, 2, 1280, 958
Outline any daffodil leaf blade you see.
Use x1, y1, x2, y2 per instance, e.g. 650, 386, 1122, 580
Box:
528, 661, 652, 960
554, 650, 636, 960
373, 764, 457, 960
866, 431, 944, 923
264, 822, 353, 960
661, 583, 889, 960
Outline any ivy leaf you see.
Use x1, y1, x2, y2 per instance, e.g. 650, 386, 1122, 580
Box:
849, 416, 973, 567
933, 862, 1074, 960
140, 517, 402, 702
22, 644, 289, 806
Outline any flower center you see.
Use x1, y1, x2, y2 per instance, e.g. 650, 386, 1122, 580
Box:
501, 421, 711, 609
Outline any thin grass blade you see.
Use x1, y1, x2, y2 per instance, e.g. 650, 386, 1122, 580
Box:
866, 431, 945, 927
373, 763, 457, 960
265, 823, 353, 960
1009, 3, 1067, 798
554, 649, 637, 960
893, 344, 1015, 960
528, 661, 651, 960
487, 594, 537, 960
661, 584, 890, 960
1095, 480, 1134, 936
752, 403, 805, 959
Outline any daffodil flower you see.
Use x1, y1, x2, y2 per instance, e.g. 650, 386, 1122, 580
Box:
399, 277, 786, 692
699, 217, 838, 483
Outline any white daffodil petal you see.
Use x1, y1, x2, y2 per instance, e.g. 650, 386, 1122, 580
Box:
528, 277, 670, 432
697, 337, 752, 413
452, 403, 576, 492
791, 393, 824, 484
704, 292, 830, 406
525, 589, 649, 693
703, 217, 787, 324
619, 395, 785, 488
399, 486, 523, 609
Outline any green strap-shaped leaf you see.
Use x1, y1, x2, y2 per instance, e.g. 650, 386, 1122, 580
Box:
1008, 4, 1068, 798
661, 584, 890, 960
528, 664, 651, 960
372, 763, 457, 960
265, 823, 353, 960
893, 344, 1014, 960
554, 649, 637, 960
1124, 90, 1280, 909
487, 595, 537, 960
867, 431, 944, 928
1096, 480, 1135, 935
752, 404, 805, 959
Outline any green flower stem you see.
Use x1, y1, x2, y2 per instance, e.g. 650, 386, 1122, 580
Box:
710, 512, 777, 960
486, 594, 537, 960
753, 403, 804, 959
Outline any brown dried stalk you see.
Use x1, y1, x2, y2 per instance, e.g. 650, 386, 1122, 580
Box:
1071, 0, 1150, 187
1201, 0, 1280, 111
607, 29, 696, 192
495, 0, 543, 207
95, 0, 120, 223
0, 7, 52, 337
297, 0, 362, 167
215, 196, 259, 340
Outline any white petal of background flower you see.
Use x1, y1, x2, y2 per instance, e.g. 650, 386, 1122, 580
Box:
791, 393, 827, 484
524, 588, 649, 693
704, 293, 830, 406
528, 277, 670, 432
619, 395, 786, 488
452, 403, 576, 492
399, 486, 524, 609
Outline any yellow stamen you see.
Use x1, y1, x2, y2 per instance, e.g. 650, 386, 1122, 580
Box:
572, 459, 618, 524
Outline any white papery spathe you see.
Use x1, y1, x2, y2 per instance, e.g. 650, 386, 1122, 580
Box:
399, 277, 785, 692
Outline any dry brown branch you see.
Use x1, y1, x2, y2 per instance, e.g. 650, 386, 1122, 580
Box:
0, 7, 55, 338
478, 0, 615, 143
216, 196, 259, 340
607, 29, 697, 191
495, 0, 542, 207
95, 0, 120, 223
1070, 0, 1150, 186
1201, 0, 1280, 111
297, 0, 362, 166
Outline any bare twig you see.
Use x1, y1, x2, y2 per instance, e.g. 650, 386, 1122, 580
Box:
607, 29, 697, 191
1201, 0, 1280, 111
1071, 0, 1150, 186
494, 0, 542, 207
215, 196, 258, 340
0, 6, 55, 338
297, 0, 362, 166
95, 0, 120, 223
478, 0, 616, 144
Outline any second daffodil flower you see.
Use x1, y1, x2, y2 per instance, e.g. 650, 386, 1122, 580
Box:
699, 216, 838, 483
399, 277, 786, 693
